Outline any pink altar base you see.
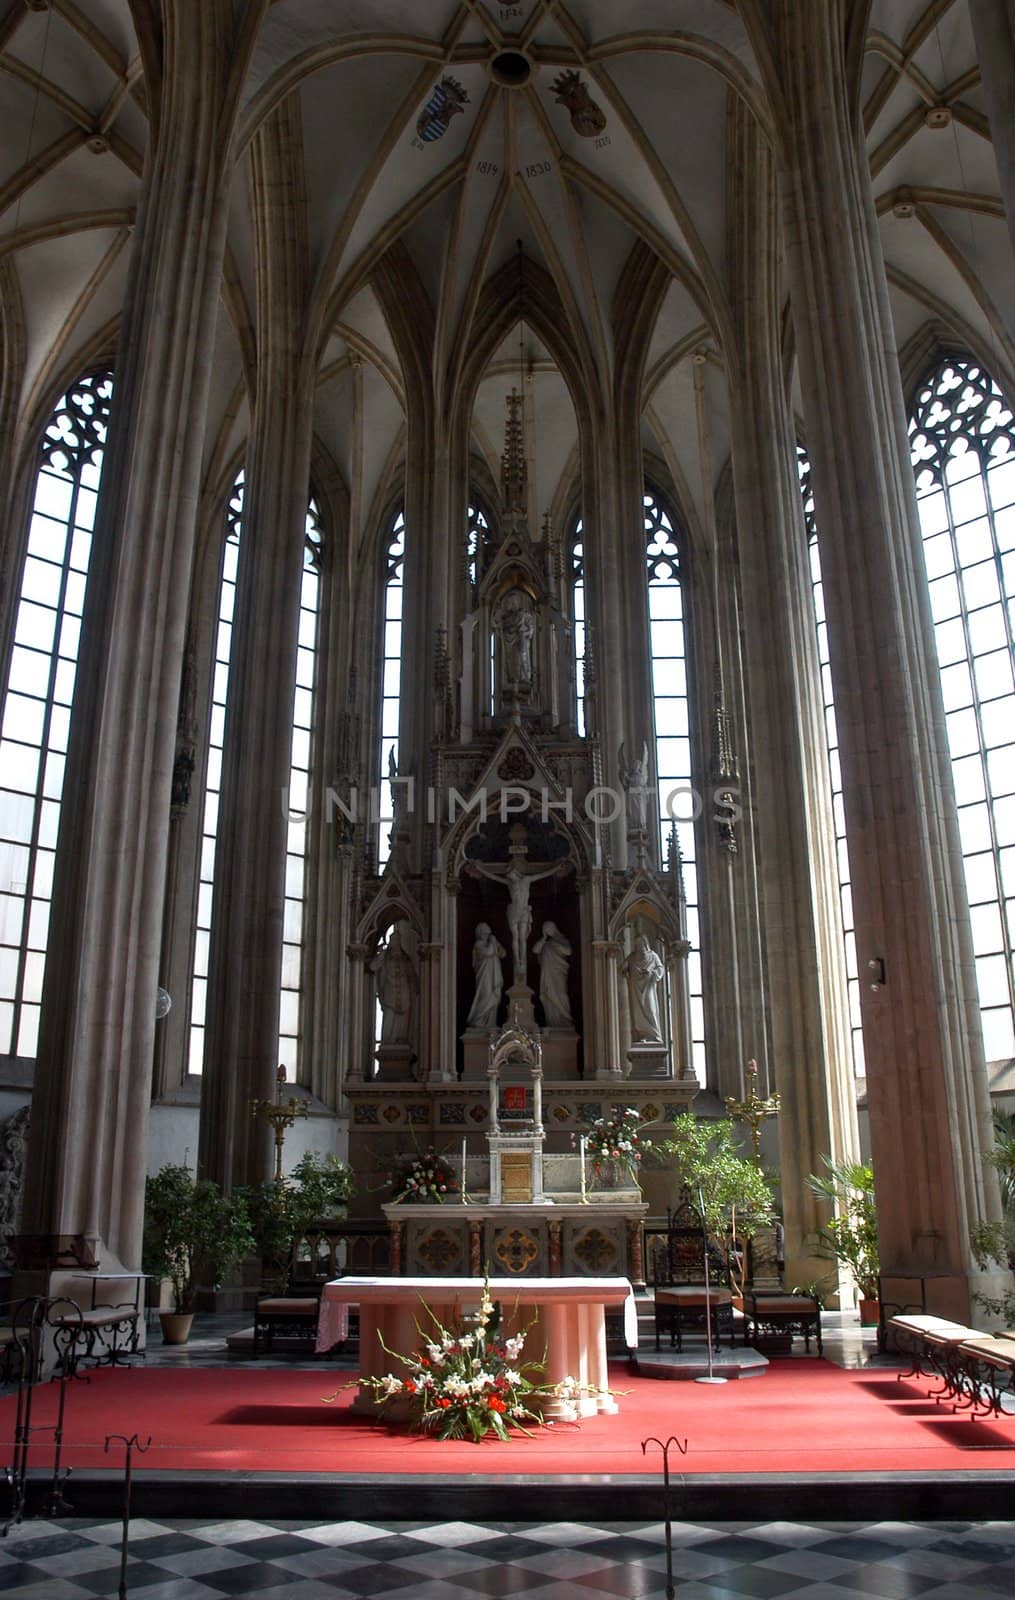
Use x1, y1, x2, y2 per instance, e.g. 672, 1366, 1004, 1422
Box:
317, 1275, 637, 1422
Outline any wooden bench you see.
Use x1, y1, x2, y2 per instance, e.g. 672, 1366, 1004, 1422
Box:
654, 1284, 734, 1351
743, 1292, 822, 1354
888, 1314, 1015, 1417
50, 1302, 141, 1373
253, 1289, 322, 1356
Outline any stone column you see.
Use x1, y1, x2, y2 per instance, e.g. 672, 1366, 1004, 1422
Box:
744, 0, 1006, 1317
343, 945, 372, 1086
726, 95, 861, 1288
17, 6, 262, 1274
199, 97, 317, 1193
969, 0, 1015, 258
666, 939, 695, 1083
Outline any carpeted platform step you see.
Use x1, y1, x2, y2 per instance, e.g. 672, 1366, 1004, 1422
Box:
634, 1346, 769, 1380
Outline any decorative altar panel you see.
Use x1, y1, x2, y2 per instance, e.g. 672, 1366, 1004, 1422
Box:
383, 1201, 647, 1283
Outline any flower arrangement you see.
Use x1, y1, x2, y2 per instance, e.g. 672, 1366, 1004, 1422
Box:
391, 1145, 460, 1204
336, 1279, 608, 1442
582, 1105, 651, 1177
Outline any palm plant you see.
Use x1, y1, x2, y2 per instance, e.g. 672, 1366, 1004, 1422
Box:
806, 1156, 879, 1301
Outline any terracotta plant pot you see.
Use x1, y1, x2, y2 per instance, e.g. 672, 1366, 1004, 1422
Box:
858, 1297, 880, 1326
159, 1311, 194, 1345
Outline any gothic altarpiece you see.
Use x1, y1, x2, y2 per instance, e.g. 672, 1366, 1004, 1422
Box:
342, 397, 698, 1278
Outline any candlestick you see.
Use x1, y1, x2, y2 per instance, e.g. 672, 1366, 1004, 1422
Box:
251, 1062, 309, 1183
724, 1057, 780, 1165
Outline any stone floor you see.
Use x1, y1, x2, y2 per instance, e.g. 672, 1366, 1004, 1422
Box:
2, 1513, 1014, 1600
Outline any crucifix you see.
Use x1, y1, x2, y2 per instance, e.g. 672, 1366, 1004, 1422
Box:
465, 822, 567, 985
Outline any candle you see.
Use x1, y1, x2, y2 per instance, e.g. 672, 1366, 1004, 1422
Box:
461, 1138, 468, 1200
579, 1135, 587, 1190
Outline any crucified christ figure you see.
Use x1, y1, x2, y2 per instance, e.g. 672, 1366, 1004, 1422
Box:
466, 851, 567, 985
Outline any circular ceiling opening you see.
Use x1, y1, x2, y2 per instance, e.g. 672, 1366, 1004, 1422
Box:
490, 50, 532, 88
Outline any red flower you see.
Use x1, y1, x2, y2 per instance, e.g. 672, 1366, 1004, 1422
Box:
404, 1380, 416, 1394
488, 1395, 507, 1413
436, 1397, 451, 1409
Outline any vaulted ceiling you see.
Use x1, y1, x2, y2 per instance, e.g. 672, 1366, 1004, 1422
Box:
1, 0, 1010, 558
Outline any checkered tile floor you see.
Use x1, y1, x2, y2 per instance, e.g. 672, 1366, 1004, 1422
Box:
1, 1516, 1014, 1599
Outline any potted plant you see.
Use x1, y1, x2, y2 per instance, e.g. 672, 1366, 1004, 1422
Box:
807, 1156, 880, 1321
658, 1114, 776, 1300
142, 1164, 255, 1343
243, 1151, 354, 1291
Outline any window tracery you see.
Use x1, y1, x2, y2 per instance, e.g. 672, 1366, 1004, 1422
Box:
189, 470, 244, 1074
278, 496, 323, 1075
799, 445, 865, 1076
571, 517, 586, 737
644, 489, 704, 1079
0, 370, 113, 1059
909, 358, 1015, 1061
378, 508, 405, 865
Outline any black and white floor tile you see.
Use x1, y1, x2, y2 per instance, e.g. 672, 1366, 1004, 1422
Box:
1, 1516, 1014, 1599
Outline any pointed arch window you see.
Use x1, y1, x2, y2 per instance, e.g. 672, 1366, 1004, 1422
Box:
278, 498, 323, 1075
909, 357, 1015, 1061
467, 501, 490, 588
572, 517, 586, 737
798, 446, 865, 1075
189, 469, 244, 1074
644, 489, 704, 1079
378, 509, 405, 866
0, 370, 112, 1059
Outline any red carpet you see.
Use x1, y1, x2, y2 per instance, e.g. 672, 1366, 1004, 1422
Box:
4, 1362, 1015, 1476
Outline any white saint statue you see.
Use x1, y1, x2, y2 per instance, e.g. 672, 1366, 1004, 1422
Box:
532, 921, 574, 1027
620, 741, 651, 830
466, 922, 506, 1031
498, 590, 535, 687
370, 925, 417, 1046
624, 933, 665, 1042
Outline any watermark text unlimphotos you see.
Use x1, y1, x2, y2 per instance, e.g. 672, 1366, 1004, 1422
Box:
280, 780, 742, 828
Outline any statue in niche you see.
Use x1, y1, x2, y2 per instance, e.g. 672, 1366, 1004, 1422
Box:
466, 922, 506, 1030
498, 590, 535, 687
619, 741, 650, 831
370, 925, 418, 1046
624, 934, 665, 1043
532, 921, 574, 1027
466, 854, 567, 984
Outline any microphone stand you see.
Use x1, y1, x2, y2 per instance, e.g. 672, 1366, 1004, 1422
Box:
695, 1185, 727, 1385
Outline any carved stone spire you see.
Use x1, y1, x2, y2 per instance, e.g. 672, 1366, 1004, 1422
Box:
501, 387, 527, 521
712, 667, 739, 855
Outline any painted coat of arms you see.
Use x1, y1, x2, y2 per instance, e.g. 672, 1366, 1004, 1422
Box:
551, 70, 607, 138
417, 75, 470, 142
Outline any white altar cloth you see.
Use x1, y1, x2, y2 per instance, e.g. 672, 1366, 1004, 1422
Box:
317, 1275, 636, 1420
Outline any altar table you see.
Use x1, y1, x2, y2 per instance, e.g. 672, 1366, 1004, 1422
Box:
317, 1275, 636, 1420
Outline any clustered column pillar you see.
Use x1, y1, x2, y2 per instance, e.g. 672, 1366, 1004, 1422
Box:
17, 4, 264, 1276
742, 0, 1007, 1316
726, 97, 861, 1290
199, 97, 317, 1194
